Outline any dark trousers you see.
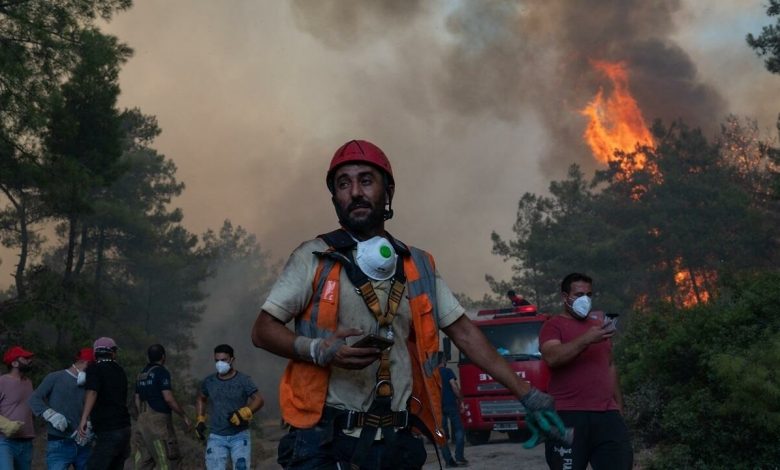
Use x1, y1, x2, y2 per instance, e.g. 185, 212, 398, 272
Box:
544, 410, 633, 470
439, 405, 465, 462
87, 427, 131, 470
278, 424, 427, 470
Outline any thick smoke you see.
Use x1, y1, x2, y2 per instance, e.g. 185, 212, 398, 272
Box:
292, 0, 727, 176
289, 0, 426, 49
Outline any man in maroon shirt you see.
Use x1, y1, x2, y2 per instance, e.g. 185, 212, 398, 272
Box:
539, 273, 633, 470
0, 345, 35, 470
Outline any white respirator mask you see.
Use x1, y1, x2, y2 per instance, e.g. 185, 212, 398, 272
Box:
215, 360, 231, 375
355, 236, 397, 281
570, 295, 592, 319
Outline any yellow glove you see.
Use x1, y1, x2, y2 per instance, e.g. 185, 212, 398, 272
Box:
195, 415, 207, 441
0, 415, 23, 436
228, 407, 253, 426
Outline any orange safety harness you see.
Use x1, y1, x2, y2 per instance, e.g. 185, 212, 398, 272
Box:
278, 229, 446, 468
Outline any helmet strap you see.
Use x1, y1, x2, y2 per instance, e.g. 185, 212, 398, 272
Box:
383, 184, 394, 220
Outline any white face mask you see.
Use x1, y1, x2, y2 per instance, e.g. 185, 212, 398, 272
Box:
570, 295, 592, 319
77, 371, 86, 386
355, 236, 397, 281
215, 360, 231, 375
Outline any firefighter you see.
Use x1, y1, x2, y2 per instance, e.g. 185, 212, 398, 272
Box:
252, 139, 566, 469
132, 344, 191, 469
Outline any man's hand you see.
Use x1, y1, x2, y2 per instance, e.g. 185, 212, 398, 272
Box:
519, 387, 555, 413
72, 421, 93, 446
0, 415, 23, 436
519, 388, 572, 448
182, 414, 192, 430
296, 328, 381, 369
228, 407, 253, 427
195, 415, 207, 441
43, 408, 68, 432
521, 411, 574, 449
582, 324, 615, 344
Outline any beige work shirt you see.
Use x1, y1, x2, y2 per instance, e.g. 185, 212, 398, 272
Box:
262, 238, 465, 415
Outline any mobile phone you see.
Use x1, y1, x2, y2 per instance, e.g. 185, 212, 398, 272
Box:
603, 313, 619, 329
352, 334, 394, 351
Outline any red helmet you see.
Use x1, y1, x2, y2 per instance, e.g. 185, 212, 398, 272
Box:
326, 140, 394, 192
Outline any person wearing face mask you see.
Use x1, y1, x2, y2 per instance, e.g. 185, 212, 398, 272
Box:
252, 140, 566, 470
0, 345, 35, 469
132, 344, 192, 469
29, 347, 95, 469
195, 344, 263, 470
538, 273, 633, 470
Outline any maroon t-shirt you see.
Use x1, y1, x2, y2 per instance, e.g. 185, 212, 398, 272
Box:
539, 313, 619, 411
0, 374, 34, 438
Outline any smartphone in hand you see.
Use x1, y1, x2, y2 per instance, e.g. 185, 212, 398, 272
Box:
603, 313, 619, 330
352, 334, 394, 351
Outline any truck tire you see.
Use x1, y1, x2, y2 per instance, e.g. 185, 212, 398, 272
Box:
466, 430, 491, 446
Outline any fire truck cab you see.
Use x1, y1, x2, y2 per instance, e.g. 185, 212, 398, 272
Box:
453, 304, 550, 445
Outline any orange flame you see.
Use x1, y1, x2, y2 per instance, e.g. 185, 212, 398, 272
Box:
673, 257, 716, 307
581, 60, 654, 173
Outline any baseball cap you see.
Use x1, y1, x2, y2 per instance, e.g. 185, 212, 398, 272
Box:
3, 346, 34, 366
93, 337, 118, 352
75, 347, 95, 363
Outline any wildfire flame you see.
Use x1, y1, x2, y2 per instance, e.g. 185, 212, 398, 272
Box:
580, 61, 715, 307
673, 258, 716, 307
581, 60, 655, 173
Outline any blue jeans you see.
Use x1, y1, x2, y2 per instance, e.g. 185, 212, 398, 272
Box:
440, 406, 465, 462
47, 438, 91, 470
206, 430, 251, 470
0, 438, 33, 470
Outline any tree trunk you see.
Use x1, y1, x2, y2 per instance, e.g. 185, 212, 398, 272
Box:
14, 197, 28, 299
64, 214, 78, 283
89, 226, 106, 334
74, 223, 88, 276
688, 266, 703, 305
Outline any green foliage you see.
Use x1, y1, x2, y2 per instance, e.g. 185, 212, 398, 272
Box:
490, 120, 776, 314
617, 271, 780, 469
747, 0, 780, 74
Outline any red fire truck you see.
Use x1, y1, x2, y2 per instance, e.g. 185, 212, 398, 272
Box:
452, 304, 550, 445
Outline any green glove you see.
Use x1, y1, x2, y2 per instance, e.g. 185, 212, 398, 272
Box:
521, 410, 573, 449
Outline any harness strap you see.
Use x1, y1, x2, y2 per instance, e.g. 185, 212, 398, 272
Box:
317, 229, 408, 399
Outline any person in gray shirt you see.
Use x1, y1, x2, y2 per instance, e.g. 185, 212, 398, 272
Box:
195, 344, 263, 470
29, 348, 94, 470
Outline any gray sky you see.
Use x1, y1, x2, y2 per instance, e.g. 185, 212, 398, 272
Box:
2, 0, 778, 300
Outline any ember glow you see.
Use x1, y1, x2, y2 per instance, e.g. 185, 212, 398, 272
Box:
581, 60, 655, 173
673, 258, 717, 307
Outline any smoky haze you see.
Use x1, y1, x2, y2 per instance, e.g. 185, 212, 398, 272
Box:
80, 1, 779, 412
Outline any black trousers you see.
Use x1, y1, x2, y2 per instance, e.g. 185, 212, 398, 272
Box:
278, 424, 427, 470
544, 410, 633, 470
87, 426, 132, 470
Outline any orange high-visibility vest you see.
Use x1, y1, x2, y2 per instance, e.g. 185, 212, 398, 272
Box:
278, 246, 445, 444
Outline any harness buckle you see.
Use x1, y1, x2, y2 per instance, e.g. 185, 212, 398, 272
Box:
343, 410, 359, 431
374, 379, 394, 398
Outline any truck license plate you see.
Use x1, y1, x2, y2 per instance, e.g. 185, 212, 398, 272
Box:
493, 422, 518, 431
